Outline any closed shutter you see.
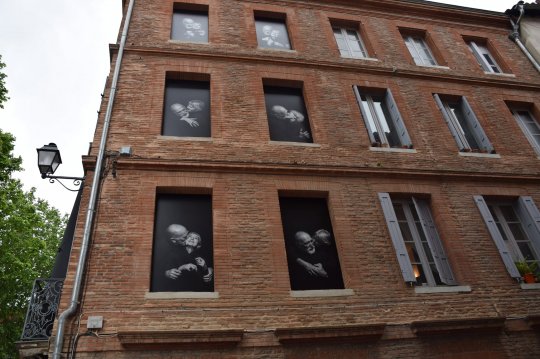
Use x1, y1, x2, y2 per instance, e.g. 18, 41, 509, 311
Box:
461, 97, 494, 153
413, 198, 457, 285
433, 94, 466, 151
385, 89, 412, 148
353, 85, 377, 144
474, 195, 521, 279
378, 193, 416, 283
516, 196, 540, 256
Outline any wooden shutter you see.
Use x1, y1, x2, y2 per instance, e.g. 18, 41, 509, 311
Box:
353, 85, 377, 144
385, 89, 412, 148
469, 41, 490, 72
378, 193, 416, 283
433, 94, 465, 151
413, 198, 457, 285
474, 195, 521, 279
461, 97, 494, 153
516, 196, 540, 256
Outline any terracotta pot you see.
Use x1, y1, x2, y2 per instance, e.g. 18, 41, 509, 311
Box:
523, 273, 536, 284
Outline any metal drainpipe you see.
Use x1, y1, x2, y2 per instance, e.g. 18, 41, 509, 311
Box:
51, 0, 136, 358
509, 3, 540, 73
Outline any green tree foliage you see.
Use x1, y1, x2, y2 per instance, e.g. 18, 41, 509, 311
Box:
0, 59, 67, 359
0, 55, 8, 109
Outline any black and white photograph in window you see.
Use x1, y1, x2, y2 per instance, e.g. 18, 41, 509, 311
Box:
151, 194, 214, 292
279, 197, 344, 290
162, 79, 210, 137
171, 10, 208, 42
264, 86, 313, 143
255, 19, 291, 49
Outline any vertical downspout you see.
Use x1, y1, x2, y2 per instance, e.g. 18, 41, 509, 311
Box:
509, 3, 540, 73
51, 0, 136, 358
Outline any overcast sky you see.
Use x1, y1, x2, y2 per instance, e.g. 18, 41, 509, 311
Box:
0, 0, 521, 214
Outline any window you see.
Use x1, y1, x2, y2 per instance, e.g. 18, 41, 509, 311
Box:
279, 196, 344, 291
151, 194, 214, 292
255, 17, 291, 50
402, 34, 437, 66
353, 86, 413, 148
511, 108, 540, 156
263, 85, 313, 143
474, 196, 540, 280
171, 6, 208, 43
433, 94, 495, 153
468, 41, 502, 73
378, 193, 456, 286
162, 77, 211, 137
332, 26, 368, 59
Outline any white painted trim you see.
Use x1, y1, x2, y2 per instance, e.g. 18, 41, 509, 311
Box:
290, 289, 355, 297
414, 285, 471, 294
269, 141, 321, 147
420, 65, 451, 70
159, 136, 213, 142
458, 152, 501, 158
369, 147, 417, 153
342, 56, 379, 62
484, 72, 516, 78
145, 291, 219, 299
520, 283, 540, 290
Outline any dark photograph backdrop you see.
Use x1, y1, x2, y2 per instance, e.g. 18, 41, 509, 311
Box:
264, 86, 313, 143
279, 197, 344, 290
255, 19, 291, 49
151, 194, 214, 292
162, 79, 211, 137
171, 11, 208, 43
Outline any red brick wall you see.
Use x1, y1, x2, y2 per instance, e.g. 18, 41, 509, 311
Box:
56, 0, 540, 357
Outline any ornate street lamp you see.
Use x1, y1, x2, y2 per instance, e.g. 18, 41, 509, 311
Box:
36, 143, 84, 191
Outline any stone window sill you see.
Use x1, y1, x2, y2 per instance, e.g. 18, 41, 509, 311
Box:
419, 65, 450, 70
342, 56, 379, 62
269, 141, 321, 148
484, 71, 515, 78
145, 291, 219, 299
458, 152, 501, 158
159, 136, 213, 142
520, 283, 540, 290
168, 40, 210, 45
414, 285, 471, 294
369, 147, 417, 153
290, 289, 354, 297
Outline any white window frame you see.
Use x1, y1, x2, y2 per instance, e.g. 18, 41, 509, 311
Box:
332, 26, 368, 59
511, 109, 540, 156
433, 94, 495, 153
353, 86, 412, 148
402, 34, 437, 66
468, 41, 502, 73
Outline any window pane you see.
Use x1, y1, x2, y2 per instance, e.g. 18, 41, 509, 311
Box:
255, 19, 291, 49
393, 202, 406, 221
518, 243, 538, 261
508, 223, 527, 242
500, 205, 518, 222
449, 104, 480, 150
430, 264, 443, 285
171, 11, 209, 43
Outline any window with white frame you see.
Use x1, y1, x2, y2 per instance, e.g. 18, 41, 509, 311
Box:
353, 86, 413, 148
402, 34, 437, 66
468, 41, 502, 73
378, 193, 457, 287
332, 27, 368, 59
474, 196, 540, 280
511, 108, 540, 156
433, 94, 495, 153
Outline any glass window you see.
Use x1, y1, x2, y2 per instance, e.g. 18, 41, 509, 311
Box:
403, 34, 437, 66
255, 18, 291, 50
511, 109, 540, 156
468, 41, 502, 73
332, 27, 368, 58
171, 10, 208, 43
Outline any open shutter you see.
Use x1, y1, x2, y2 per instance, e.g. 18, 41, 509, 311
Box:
385, 89, 412, 148
378, 193, 416, 283
404, 36, 422, 65
433, 94, 466, 151
461, 97, 494, 153
412, 198, 457, 285
516, 196, 540, 256
474, 195, 521, 279
353, 85, 377, 144
468, 41, 490, 72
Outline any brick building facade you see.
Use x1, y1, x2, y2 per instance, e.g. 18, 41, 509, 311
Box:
52, 0, 540, 357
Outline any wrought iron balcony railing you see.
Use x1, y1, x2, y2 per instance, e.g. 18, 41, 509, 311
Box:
20, 278, 64, 341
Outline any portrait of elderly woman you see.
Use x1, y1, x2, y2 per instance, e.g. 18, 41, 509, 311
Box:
255, 19, 291, 49
171, 11, 208, 42
151, 194, 214, 292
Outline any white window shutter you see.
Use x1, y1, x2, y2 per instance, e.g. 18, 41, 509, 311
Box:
516, 196, 540, 255
385, 89, 412, 148
412, 198, 457, 285
353, 85, 377, 144
378, 193, 416, 283
474, 195, 521, 279
461, 97, 494, 153
469, 41, 490, 72
433, 94, 465, 151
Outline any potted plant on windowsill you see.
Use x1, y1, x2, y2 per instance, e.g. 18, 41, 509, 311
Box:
515, 261, 538, 284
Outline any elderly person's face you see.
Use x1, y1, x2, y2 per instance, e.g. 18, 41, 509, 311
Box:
183, 18, 195, 29
271, 105, 288, 120
171, 103, 188, 117
262, 25, 272, 36
168, 224, 188, 246
185, 232, 201, 248
270, 29, 280, 40
295, 231, 316, 255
